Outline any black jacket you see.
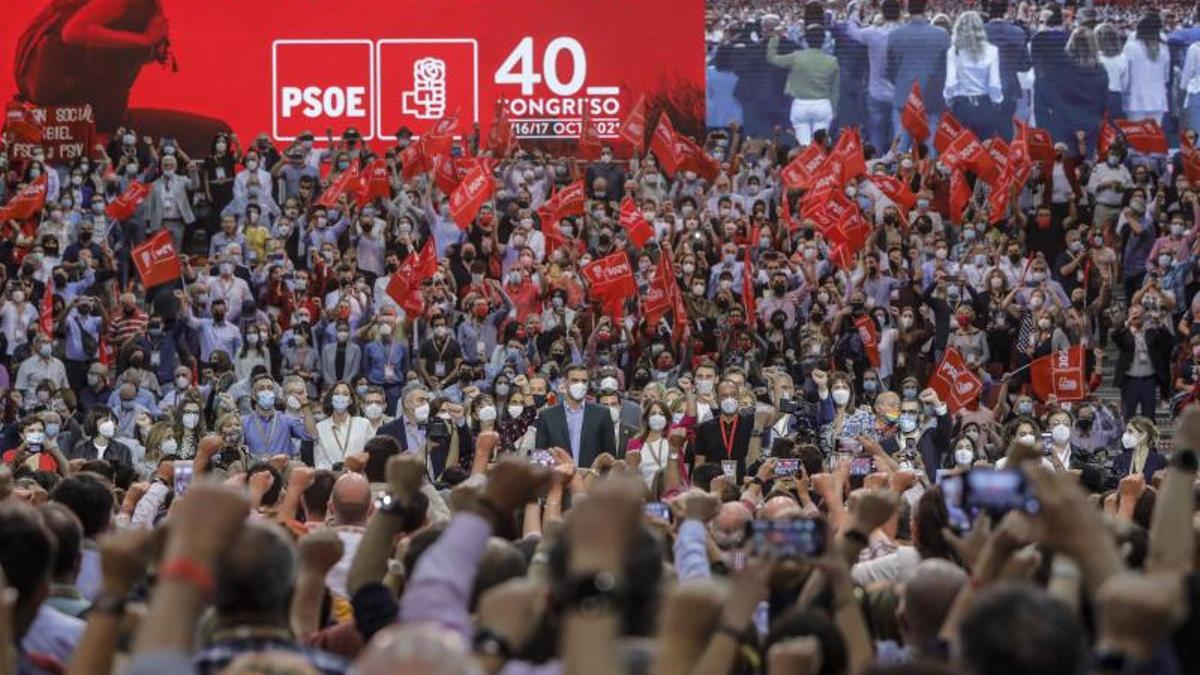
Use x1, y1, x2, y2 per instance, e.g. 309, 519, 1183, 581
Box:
533, 403, 616, 469
1112, 325, 1174, 395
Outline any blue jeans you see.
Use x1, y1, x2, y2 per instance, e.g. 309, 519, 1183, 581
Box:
1186, 93, 1200, 132
867, 98, 894, 153
892, 107, 941, 154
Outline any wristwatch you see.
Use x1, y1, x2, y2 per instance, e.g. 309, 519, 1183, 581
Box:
557, 571, 627, 615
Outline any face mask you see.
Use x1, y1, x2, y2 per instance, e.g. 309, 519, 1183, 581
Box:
246, 332, 260, 346
990, 277, 1004, 289
863, 379, 879, 393
902, 387, 917, 400
1017, 401, 1033, 415
98, 420, 116, 438
24, 430, 45, 446
246, 160, 259, 171
507, 404, 524, 418
38, 344, 51, 358
331, 394, 352, 411
1038, 319, 1052, 330
696, 379, 714, 396
1158, 254, 1173, 268
337, 331, 350, 343
1051, 423, 1071, 445
568, 382, 588, 401
719, 397, 739, 415
181, 412, 200, 429
286, 395, 302, 411
256, 390, 276, 409
413, 403, 431, 423
955, 448, 974, 466
364, 403, 385, 419
1017, 432, 1036, 446
12, 292, 25, 304
831, 388, 850, 406
494, 382, 511, 397
477, 406, 497, 422
1122, 431, 1141, 449
899, 415, 917, 433
1029, 297, 1043, 310
900, 316, 913, 329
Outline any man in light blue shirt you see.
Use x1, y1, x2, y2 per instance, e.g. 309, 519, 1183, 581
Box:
241, 374, 315, 458
182, 296, 242, 364
363, 316, 409, 413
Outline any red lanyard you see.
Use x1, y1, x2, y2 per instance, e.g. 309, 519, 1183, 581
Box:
719, 415, 739, 459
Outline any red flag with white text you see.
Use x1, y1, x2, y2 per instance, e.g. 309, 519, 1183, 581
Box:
4, 101, 43, 144
448, 163, 496, 229
1115, 118, 1169, 155
929, 347, 983, 413
357, 159, 392, 205
618, 197, 654, 247
582, 251, 637, 301
618, 94, 647, 152
780, 144, 826, 190
105, 181, 150, 221
855, 315, 880, 368
131, 230, 182, 289
0, 175, 47, 221
316, 167, 361, 207
1030, 345, 1089, 402
901, 82, 929, 144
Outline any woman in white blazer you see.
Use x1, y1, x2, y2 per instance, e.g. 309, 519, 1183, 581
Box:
1122, 16, 1170, 124
314, 381, 372, 469
943, 11, 1003, 140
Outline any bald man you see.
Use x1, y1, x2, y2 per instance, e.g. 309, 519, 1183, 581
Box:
326, 472, 372, 599
878, 559, 968, 664
712, 501, 752, 551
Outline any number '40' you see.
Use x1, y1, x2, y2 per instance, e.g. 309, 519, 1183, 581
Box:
494, 37, 587, 97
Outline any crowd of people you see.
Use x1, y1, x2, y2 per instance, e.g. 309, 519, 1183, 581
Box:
1, 1, 1200, 674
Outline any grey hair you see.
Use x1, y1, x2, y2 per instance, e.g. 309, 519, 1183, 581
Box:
1066, 27, 1100, 69
952, 11, 989, 59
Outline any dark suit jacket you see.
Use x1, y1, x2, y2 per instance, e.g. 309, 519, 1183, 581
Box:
1110, 449, 1168, 487
534, 403, 615, 468
985, 19, 1032, 109
693, 412, 755, 482
883, 412, 952, 482
1112, 325, 1173, 395
68, 437, 133, 468
886, 17, 950, 111
377, 414, 475, 478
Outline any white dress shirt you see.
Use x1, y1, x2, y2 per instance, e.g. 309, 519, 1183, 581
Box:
1122, 40, 1170, 114
944, 43, 1003, 104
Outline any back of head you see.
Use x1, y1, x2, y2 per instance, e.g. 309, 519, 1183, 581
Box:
0, 501, 54, 638
882, 0, 901, 22
907, 0, 927, 16
302, 470, 337, 518
354, 623, 482, 675
214, 520, 297, 623
330, 472, 371, 526
986, 0, 1008, 21
38, 502, 83, 582
765, 606, 848, 675
959, 584, 1085, 675
900, 559, 968, 647
471, 538, 529, 610
51, 472, 113, 539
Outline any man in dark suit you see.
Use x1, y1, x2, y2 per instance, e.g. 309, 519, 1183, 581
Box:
534, 364, 615, 468
1113, 305, 1174, 422
1029, 4, 1070, 141
885, 0, 950, 150
693, 380, 755, 482
984, 1, 1031, 140
378, 385, 473, 482
597, 389, 637, 458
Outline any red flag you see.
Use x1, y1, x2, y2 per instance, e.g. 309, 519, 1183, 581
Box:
448, 163, 496, 229
1013, 118, 1053, 164
399, 141, 428, 180
554, 180, 586, 217
983, 137, 1011, 177
131, 230, 182, 289
4, 101, 43, 144
357, 159, 392, 205
866, 173, 917, 211
105, 181, 150, 220
742, 242, 757, 325
1182, 136, 1200, 184
420, 134, 454, 166
98, 336, 114, 367
578, 105, 602, 160
676, 136, 721, 182
430, 110, 460, 137
317, 167, 361, 207
829, 127, 866, 183
949, 168, 971, 223
431, 154, 460, 195
413, 236, 437, 281
0, 175, 48, 221
1099, 117, 1118, 157
618, 197, 654, 247
1030, 346, 1089, 403
781, 190, 799, 233
649, 112, 682, 175
780, 144, 826, 190
618, 94, 647, 152
39, 277, 54, 337
929, 348, 983, 413
1008, 120, 1033, 187
1114, 118, 1169, 155
385, 270, 423, 316
643, 251, 676, 325
486, 99, 516, 155
582, 251, 637, 301
987, 170, 1013, 224
385, 238, 438, 316
901, 82, 929, 144
934, 111, 966, 155
855, 315, 880, 368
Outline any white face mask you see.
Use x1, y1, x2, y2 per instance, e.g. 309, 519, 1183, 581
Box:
609, 407, 621, 423
287, 395, 303, 411
831, 388, 850, 406
181, 412, 200, 430
695, 379, 714, 396
568, 382, 588, 401
25, 431, 45, 446
648, 413, 668, 431
160, 439, 178, 455
98, 420, 116, 438
413, 403, 431, 423
719, 397, 739, 415
507, 404, 524, 418
1122, 431, 1141, 449
477, 406, 497, 422
954, 447, 974, 466
1017, 432, 1036, 446
1051, 423, 1071, 445
175, 375, 190, 390
331, 394, 351, 412
364, 403, 384, 419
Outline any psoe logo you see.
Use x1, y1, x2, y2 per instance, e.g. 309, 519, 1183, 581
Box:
402, 58, 447, 119
1056, 377, 1078, 391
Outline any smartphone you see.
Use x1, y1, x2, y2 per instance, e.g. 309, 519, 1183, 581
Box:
837, 437, 863, 454
644, 501, 672, 522
849, 456, 875, 476
530, 449, 555, 467
174, 461, 194, 497
943, 469, 1040, 534
746, 519, 826, 558
1040, 432, 1053, 456
773, 459, 801, 477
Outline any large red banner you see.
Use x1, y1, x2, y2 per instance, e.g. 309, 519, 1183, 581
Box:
1, 1, 704, 155
1030, 346, 1088, 403
132, 230, 182, 289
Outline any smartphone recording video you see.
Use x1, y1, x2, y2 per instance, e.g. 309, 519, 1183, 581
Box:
746, 518, 826, 558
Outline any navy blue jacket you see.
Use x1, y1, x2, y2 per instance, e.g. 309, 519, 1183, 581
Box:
985, 19, 1032, 109
886, 16, 950, 112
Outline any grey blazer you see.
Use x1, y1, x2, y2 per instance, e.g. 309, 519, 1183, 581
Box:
145, 174, 196, 229
320, 342, 362, 390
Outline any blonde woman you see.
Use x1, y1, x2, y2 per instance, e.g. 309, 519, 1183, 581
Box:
1122, 14, 1169, 125
944, 10, 1002, 139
